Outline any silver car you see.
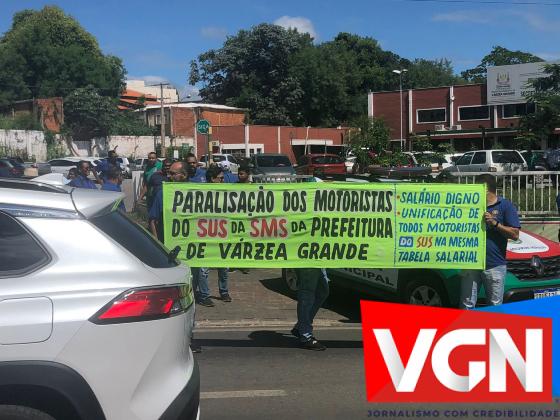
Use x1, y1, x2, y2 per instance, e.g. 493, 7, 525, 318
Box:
443, 149, 527, 173
0, 178, 199, 420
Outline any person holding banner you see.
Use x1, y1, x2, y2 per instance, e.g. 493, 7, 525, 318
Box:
292, 268, 330, 351
148, 161, 188, 242
192, 165, 232, 306
459, 174, 520, 309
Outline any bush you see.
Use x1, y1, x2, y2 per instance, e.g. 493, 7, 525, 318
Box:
0, 114, 42, 130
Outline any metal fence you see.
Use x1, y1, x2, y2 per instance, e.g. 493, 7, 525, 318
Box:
447, 171, 560, 216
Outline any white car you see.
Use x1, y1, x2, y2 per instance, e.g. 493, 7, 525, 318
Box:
0, 178, 199, 420
200, 154, 240, 173
443, 150, 528, 174
48, 157, 100, 177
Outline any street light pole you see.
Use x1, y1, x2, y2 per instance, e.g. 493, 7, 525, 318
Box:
392, 69, 407, 151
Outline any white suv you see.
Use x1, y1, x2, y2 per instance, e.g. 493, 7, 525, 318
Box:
0, 179, 199, 420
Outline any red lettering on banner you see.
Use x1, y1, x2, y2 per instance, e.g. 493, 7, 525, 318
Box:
360, 301, 552, 402
197, 219, 228, 238
249, 218, 288, 238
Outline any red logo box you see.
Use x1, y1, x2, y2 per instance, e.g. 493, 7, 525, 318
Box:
361, 301, 552, 402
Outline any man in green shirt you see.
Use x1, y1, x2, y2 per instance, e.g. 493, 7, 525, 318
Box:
140, 152, 163, 209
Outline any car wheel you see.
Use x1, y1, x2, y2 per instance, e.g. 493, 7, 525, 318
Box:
282, 268, 298, 291
404, 278, 449, 307
0, 405, 55, 420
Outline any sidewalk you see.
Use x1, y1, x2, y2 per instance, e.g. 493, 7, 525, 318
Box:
194, 268, 362, 329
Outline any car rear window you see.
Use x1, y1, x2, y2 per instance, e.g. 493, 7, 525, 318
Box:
256, 155, 292, 167
0, 212, 50, 277
492, 151, 524, 164
90, 211, 178, 268
311, 156, 344, 164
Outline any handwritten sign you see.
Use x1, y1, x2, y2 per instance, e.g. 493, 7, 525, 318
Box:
162, 182, 486, 269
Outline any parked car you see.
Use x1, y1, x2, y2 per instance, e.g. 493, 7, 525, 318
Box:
295, 153, 346, 179
442, 149, 527, 174
117, 157, 131, 178
345, 156, 358, 174
521, 150, 547, 171
282, 231, 560, 307
0, 158, 24, 178
200, 153, 240, 173
407, 151, 454, 173
251, 153, 295, 176
8, 157, 52, 176
48, 157, 100, 178
0, 178, 199, 420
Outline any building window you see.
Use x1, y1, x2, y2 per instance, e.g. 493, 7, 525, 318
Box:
458, 106, 489, 121
502, 103, 536, 119
417, 108, 446, 124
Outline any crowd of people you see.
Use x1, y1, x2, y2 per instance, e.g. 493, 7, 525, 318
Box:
66, 151, 522, 353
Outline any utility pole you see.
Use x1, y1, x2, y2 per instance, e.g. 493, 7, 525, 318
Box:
149, 82, 170, 157
392, 69, 408, 151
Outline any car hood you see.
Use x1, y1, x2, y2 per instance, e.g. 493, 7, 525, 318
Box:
506, 231, 560, 260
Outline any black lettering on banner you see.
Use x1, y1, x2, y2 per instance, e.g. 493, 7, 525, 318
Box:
283, 191, 307, 212
172, 191, 184, 212
219, 242, 288, 260
231, 221, 246, 234
185, 242, 206, 259
171, 218, 190, 237
297, 242, 369, 260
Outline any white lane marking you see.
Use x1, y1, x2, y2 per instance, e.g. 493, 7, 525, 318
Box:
200, 390, 288, 399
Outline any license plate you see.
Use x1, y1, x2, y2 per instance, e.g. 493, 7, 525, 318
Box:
534, 287, 560, 299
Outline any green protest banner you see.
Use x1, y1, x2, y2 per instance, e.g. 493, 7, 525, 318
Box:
162, 182, 486, 269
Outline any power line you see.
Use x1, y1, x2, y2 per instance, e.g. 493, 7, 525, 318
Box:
399, 0, 560, 5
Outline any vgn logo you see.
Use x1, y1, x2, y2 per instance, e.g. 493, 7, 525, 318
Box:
361, 301, 552, 402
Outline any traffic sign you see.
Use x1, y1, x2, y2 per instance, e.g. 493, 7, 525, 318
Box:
196, 119, 210, 134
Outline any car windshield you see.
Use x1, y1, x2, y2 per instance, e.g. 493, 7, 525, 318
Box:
492, 151, 524, 164
256, 155, 291, 167
311, 155, 344, 164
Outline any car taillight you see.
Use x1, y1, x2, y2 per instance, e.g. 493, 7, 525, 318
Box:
90, 284, 193, 325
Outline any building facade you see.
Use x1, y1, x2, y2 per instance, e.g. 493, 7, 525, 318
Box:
126, 80, 179, 103
368, 83, 542, 152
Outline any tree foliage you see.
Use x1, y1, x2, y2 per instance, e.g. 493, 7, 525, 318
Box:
519, 64, 560, 145
461, 46, 542, 83
189, 23, 312, 125
63, 87, 116, 141
190, 26, 467, 127
0, 6, 125, 105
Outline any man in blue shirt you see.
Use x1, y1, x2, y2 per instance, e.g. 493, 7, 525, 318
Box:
96, 150, 120, 180
101, 167, 126, 212
69, 161, 98, 189
184, 153, 207, 182
460, 174, 521, 309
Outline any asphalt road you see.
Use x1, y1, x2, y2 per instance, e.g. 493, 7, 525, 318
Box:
194, 327, 368, 420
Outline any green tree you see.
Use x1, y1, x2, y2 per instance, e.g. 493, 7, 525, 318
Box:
519, 64, 560, 146
461, 46, 542, 83
190, 23, 312, 125
407, 58, 464, 88
110, 110, 156, 136
347, 116, 391, 168
0, 6, 125, 105
63, 87, 116, 141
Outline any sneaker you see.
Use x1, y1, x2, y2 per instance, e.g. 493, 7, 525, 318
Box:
300, 338, 326, 351
221, 293, 232, 302
197, 297, 215, 307
290, 327, 300, 338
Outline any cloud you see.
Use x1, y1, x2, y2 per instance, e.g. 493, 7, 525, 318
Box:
273, 16, 318, 39
432, 10, 490, 24
511, 11, 560, 33
200, 26, 228, 40
127, 75, 170, 85
534, 52, 560, 61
